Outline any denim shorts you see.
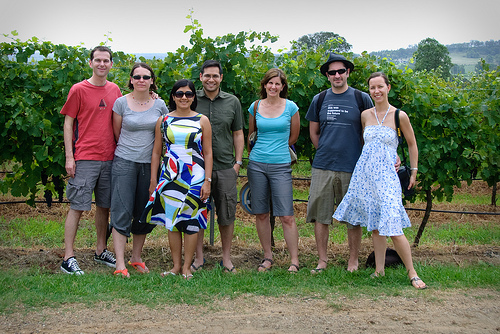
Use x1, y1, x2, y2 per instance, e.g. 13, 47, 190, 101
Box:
247, 160, 294, 216
66, 160, 112, 211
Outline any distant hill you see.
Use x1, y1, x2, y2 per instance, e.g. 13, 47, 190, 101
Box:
369, 40, 500, 73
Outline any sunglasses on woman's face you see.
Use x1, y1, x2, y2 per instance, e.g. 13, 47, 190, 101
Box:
132, 75, 151, 80
174, 91, 195, 98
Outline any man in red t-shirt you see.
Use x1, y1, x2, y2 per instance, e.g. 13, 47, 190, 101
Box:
59, 46, 122, 275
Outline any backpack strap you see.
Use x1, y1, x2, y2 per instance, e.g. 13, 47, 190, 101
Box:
354, 89, 366, 113
316, 88, 366, 118
315, 89, 328, 118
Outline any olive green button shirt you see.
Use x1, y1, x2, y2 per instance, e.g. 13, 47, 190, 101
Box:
196, 89, 244, 171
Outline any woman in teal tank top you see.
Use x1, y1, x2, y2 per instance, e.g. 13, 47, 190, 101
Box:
247, 68, 301, 273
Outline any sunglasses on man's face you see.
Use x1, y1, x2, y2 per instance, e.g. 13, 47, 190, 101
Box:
132, 75, 151, 80
174, 91, 195, 98
327, 68, 347, 76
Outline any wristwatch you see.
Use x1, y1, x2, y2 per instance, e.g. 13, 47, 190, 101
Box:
236, 161, 243, 165
205, 178, 212, 182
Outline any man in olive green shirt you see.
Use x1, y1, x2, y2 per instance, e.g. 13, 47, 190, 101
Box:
193, 60, 244, 273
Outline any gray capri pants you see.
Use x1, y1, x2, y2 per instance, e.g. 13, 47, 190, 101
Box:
247, 160, 294, 216
110, 156, 155, 237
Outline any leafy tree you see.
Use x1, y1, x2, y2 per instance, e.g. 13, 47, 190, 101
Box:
466, 62, 500, 205
295, 32, 351, 53
413, 38, 454, 80
451, 64, 465, 75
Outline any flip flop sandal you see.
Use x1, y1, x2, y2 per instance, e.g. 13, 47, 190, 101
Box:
113, 268, 130, 278
219, 261, 236, 273
370, 271, 385, 278
288, 264, 300, 273
128, 261, 149, 274
161, 271, 177, 277
182, 274, 194, 280
410, 276, 427, 289
191, 258, 206, 272
311, 267, 325, 275
258, 258, 273, 272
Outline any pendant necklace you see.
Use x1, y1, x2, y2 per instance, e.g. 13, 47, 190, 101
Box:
132, 94, 151, 106
374, 105, 391, 125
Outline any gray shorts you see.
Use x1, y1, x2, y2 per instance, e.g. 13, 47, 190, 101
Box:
66, 160, 112, 211
306, 168, 356, 228
110, 156, 155, 237
247, 161, 293, 217
211, 167, 238, 226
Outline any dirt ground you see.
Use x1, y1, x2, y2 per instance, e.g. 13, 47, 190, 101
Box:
1, 289, 499, 333
0, 180, 499, 333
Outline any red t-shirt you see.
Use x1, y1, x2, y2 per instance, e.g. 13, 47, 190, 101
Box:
60, 80, 122, 161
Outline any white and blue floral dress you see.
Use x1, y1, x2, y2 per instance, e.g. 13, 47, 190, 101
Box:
333, 111, 411, 236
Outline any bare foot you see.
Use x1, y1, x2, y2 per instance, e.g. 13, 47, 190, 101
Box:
347, 259, 358, 272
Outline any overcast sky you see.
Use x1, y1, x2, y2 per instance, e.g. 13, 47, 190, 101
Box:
1, 0, 499, 55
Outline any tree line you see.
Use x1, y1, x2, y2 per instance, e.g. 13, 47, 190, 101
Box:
372, 39, 500, 70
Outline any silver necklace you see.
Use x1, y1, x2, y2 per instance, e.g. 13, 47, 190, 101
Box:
374, 106, 391, 125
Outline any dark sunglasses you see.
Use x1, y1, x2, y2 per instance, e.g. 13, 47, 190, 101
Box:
132, 75, 151, 80
327, 68, 347, 76
174, 91, 195, 98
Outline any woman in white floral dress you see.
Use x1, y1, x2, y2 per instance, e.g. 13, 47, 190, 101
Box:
333, 72, 426, 289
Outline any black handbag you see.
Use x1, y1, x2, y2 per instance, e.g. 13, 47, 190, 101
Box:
395, 109, 415, 198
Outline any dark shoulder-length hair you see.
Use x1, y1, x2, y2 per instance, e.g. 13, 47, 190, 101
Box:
168, 79, 197, 111
128, 62, 158, 91
259, 68, 288, 99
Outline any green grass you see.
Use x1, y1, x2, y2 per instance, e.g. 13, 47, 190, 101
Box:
0, 176, 498, 314
0, 262, 498, 314
415, 222, 500, 245
0, 213, 499, 314
448, 193, 492, 205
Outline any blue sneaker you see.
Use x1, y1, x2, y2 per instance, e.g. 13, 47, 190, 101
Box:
94, 249, 116, 268
61, 257, 84, 275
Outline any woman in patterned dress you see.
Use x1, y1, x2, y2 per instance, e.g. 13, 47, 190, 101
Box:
141, 79, 212, 280
333, 72, 426, 289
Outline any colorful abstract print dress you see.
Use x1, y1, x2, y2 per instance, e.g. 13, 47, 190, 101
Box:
141, 114, 208, 232
333, 124, 411, 236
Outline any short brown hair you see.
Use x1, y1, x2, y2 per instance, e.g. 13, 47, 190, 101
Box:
90, 46, 112, 61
